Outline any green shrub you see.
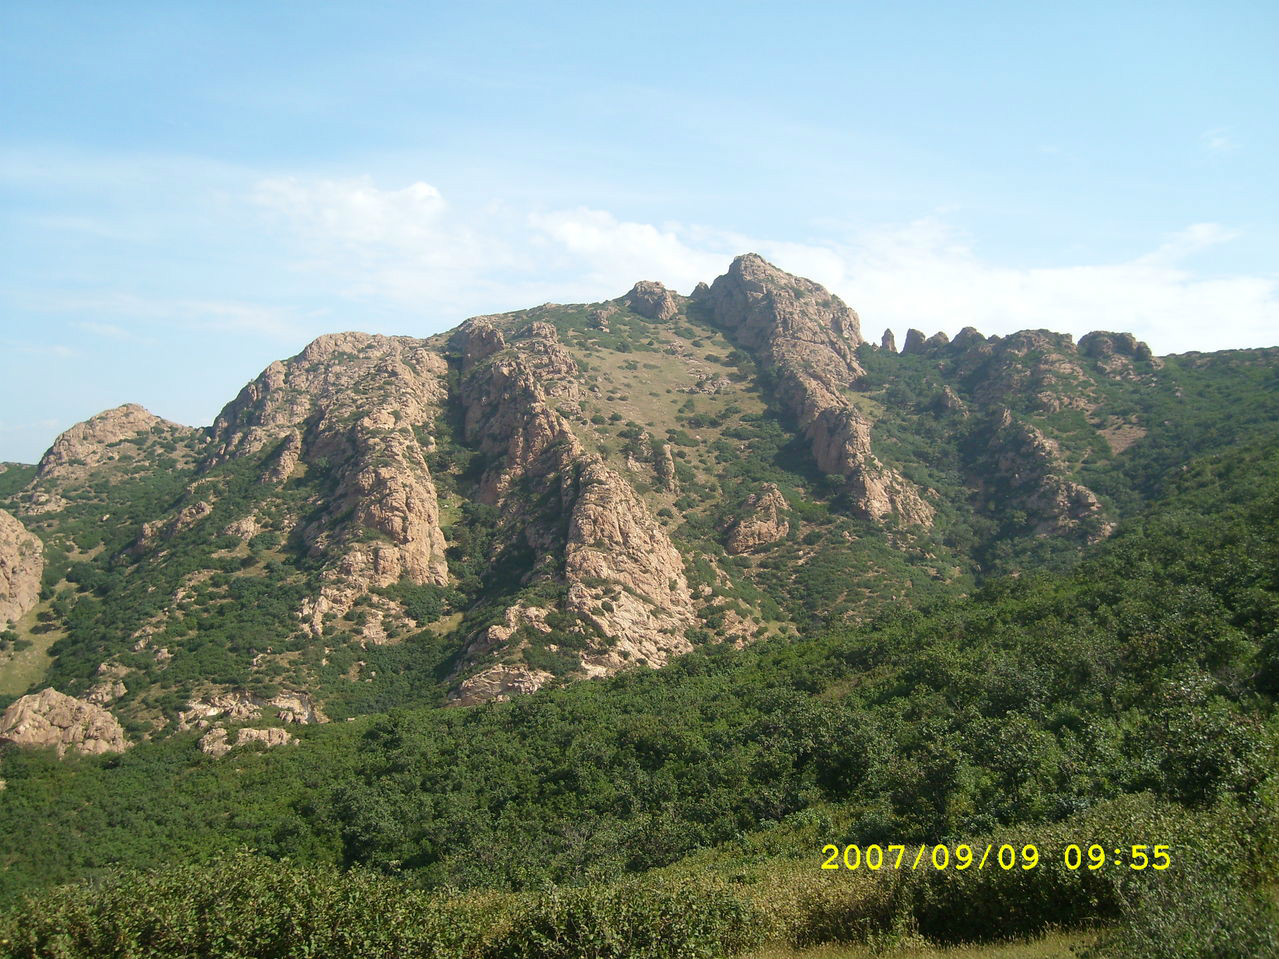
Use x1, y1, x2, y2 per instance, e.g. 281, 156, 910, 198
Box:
492, 879, 762, 959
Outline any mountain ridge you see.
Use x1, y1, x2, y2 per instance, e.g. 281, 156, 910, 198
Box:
2, 253, 1277, 751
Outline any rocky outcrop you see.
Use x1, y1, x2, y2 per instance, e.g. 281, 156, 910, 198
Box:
178, 690, 328, 730
565, 462, 698, 672
881, 329, 897, 352
948, 330, 1094, 415
901, 329, 927, 354
1078, 331, 1160, 376
625, 281, 681, 321
35, 404, 195, 482
0, 688, 129, 757
199, 726, 296, 757
450, 321, 702, 699
208, 332, 451, 635
703, 254, 933, 527
984, 410, 1113, 541
455, 319, 586, 504
452, 663, 555, 707
0, 509, 42, 627
725, 484, 790, 553
136, 500, 213, 551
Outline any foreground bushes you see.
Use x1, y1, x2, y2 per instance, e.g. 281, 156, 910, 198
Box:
0, 854, 762, 959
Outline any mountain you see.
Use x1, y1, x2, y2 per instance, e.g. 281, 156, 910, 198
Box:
1, 254, 1277, 957
1, 253, 1276, 748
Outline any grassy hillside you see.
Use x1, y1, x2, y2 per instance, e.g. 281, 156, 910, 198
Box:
2, 426, 1276, 956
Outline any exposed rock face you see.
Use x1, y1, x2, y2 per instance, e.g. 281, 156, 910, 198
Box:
985, 410, 1114, 541
725, 484, 790, 554
35, 404, 194, 482
1079, 331, 1159, 375
450, 320, 701, 700
0, 688, 129, 757
207, 332, 451, 635
452, 663, 555, 707
703, 254, 933, 527
951, 327, 985, 350
0, 509, 42, 627
881, 329, 897, 352
902, 329, 927, 354
625, 281, 682, 321
178, 690, 328, 730
455, 319, 586, 504
199, 726, 296, 757
565, 462, 697, 672
926, 331, 951, 349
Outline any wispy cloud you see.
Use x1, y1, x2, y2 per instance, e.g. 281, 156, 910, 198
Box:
248, 176, 1277, 355
74, 320, 144, 342
24, 292, 319, 341
1200, 128, 1238, 154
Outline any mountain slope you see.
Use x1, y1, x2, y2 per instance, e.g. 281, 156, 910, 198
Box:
1, 254, 1276, 740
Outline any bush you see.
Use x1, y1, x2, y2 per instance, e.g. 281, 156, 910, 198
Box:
492, 879, 762, 959
0, 853, 498, 959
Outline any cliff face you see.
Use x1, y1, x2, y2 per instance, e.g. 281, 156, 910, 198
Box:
4, 252, 1253, 721
703, 254, 934, 527
449, 320, 698, 702
0, 508, 42, 627
0, 688, 129, 757
207, 332, 451, 636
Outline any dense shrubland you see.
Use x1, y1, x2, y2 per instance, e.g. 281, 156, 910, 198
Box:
2, 431, 1277, 955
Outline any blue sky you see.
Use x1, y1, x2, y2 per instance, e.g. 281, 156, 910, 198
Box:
2, 1, 1276, 463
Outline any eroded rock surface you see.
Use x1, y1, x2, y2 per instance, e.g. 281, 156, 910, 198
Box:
0, 688, 129, 757
207, 332, 451, 635
35, 404, 195, 482
625, 281, 682, 321
0, 509, 42, 627
703, 254, 933, 526
725, 484, 790, 554
178, 689, 328, 730
199, 726, 296, 757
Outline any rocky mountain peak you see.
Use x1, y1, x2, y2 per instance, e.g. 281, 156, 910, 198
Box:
35, 403, 192, 481
625, 281, 681, 321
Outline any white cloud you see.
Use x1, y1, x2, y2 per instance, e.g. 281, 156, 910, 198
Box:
255, 176, 448, 247
249, 176, 1277, 355
26, 292, 316, 340
1200, 128, 1238, 154
527, 208, 730, 295
798, 219, 1277, 355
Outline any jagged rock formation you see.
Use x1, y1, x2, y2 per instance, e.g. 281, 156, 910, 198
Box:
984, 410, 1113, 541
1079, 331, 1159, 376
135, 500, 213, 551
6, 251, 1234, 720
565, 461, 697, 672
0, 508, 42, 627
199, 725, 296, 757
702, 254, 934, 527
453, 663, 555, 707
725, 484, 790, 554
625, 281, 682, 321
35, 404, 194, 482
24, 404, 198, 514
178, 690, 328, 730
207, 332, 451, 635
450, 319, 699, 698
0, 688, 129, 757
